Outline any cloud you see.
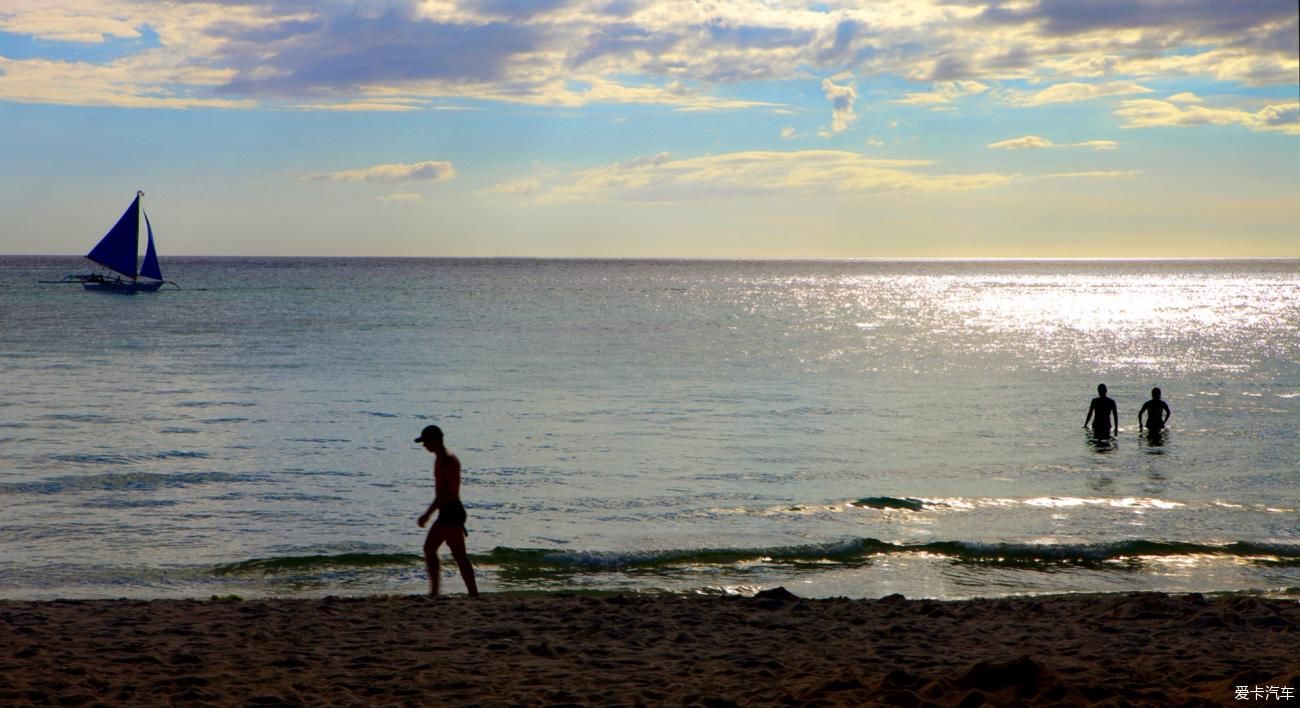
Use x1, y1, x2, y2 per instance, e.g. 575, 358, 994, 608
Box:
988, 135, 1055, 150
289, 100, 425, 112
0, 55, 254, 109
1034, 43, 1299, 88
821, 77, 858, 133
891, 92, 952, 107
378, 192, 424, 203
1013, 81, 1155, 106
892, 80, 988, 107
491, 177, 543, 195
1039, 170, 1141, 179
0, 0, 1293, 115
303, 161, 458, 183
191, 1, 804, 109
212, 5, 541, 96
521, 150, 1013, 203
0, 3, 145, 43
467, 0, 574, 21
1260, 103, 1300, 131
596, 80, 780, 112
1115, 99, 1300, 134
988, 135, 1117, 150
977, 0, 1297, 40
1073, 140, 1119, 150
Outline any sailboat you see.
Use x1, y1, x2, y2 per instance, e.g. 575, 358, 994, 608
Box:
76, 191, 177, 292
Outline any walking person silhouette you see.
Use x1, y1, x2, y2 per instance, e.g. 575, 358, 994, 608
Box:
415, 425, 479, 597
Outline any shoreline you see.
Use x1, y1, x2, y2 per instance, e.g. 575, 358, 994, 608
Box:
3, 591, 1296, 706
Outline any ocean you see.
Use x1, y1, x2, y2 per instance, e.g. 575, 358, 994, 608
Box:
1, 257, 1297, 600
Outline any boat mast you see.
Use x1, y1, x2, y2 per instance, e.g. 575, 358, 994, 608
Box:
85, 190, 145, 281
133, 190, 143, 282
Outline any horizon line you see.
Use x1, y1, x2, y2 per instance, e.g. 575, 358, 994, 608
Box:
6, 253, 1299, 263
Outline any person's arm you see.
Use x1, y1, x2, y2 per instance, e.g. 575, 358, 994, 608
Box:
1162, 402, 1171, 426
418, 496, 440, 527
1137, 403, 1147, 429
418, 456, 460, 526
418, 462, 445, 527
1084, 401, 1094, 428
1110, 402, 1119, 431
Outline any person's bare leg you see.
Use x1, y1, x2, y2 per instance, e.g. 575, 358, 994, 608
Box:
447, 533, 479, 597
423, 528, 445, 597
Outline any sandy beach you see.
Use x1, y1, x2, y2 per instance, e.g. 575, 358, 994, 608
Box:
2, 591, 1296, 706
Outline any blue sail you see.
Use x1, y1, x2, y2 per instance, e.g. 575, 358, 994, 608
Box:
86, 193, 141, 279
140, 212, 163, 281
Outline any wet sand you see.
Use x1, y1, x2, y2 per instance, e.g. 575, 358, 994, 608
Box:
2, 591, 1296, 706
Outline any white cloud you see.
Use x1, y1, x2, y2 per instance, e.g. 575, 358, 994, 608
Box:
0, 56, 254, 109
290, 101, 424, 112
821, 77, 858, 133
378, 192, 424, 203
492, 177, 543, 195
0, 3, 147, 43
438, 77, 783, 111
988, 135, 1117, 150
522, 150, 1013, 204
1115, 99, 1300, 134
1118, 47, 1299, 88
988, 135, 1056, 150
1013, 81, 1155, 106
892, 80, 988, 108
891, 93, 950, 106
1039, 171, 1141, 179
303, 161, 458, 183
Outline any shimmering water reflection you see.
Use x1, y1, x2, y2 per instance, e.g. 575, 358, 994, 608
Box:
1, 258, 1297, 599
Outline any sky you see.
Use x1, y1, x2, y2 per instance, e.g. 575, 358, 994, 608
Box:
0, 0, 1297, 258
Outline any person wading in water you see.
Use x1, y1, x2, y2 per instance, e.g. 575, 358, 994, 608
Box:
415, 425, 479, 597
1084, 383, 1119, 439
1138, 387, 1172, 434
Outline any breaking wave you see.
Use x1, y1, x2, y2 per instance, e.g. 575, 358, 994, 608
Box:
205, 539, 1300, 579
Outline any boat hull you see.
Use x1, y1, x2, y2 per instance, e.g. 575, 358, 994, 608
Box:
82, 279, 165, 293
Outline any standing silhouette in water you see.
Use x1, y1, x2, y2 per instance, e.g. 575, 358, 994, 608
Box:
1084, 384, 1119, 438
1138, 387, 1171, 433
415, 425, 479, 597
